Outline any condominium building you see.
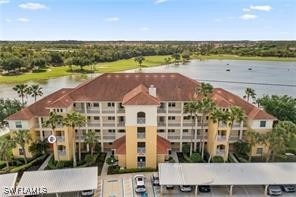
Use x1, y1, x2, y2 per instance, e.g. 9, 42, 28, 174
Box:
7, 73, 275, 169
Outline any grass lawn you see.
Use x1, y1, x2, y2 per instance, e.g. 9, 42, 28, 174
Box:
0, 55, 169, 84
194, 54, 296, 62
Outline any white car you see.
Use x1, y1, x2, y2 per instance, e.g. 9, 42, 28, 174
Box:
134, 175, 146, 193
268, 185, 282, 196
180, 185, 192, 192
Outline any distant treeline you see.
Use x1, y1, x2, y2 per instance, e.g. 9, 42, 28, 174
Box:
0, 41, 296, 73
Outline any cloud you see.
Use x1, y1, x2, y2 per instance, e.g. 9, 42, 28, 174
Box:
250, 5, 272, 12
105, 17, 119, 22
0, 0, 10, 5
18, 2, 47, 10
240, 14, 257, 20
5, 18, 13, 22
214, 18, 222, 22
140, 27, 150, 31
154, 0, 168, 4
243, 8, 251, 12
17, 17, 30, 22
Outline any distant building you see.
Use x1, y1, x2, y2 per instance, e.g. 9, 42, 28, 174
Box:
7, 73, 275, 168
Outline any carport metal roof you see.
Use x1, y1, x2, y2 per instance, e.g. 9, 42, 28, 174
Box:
17, 167, 97, 194
159, 163, 296, 186
0, 173, 18, 197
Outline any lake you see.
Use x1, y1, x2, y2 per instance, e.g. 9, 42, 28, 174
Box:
0, 59, 295, 104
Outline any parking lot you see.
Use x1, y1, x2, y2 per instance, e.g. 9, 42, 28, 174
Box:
100, 173, 295, 196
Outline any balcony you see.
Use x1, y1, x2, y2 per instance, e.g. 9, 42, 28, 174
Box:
103, 135, 115, 140
229, 136, 240, 142
137, 133, 145, 139
74, 108, 85, 113
117, 122, 125, 127
168, 135, 180, 140
157, 121, 166, 127
87, 122, 100, 127
157, 108, 166, 113
137, 147, 146, 155
102, 122, 115, 127
168, 109, 182, 113
102, 109, 115, 114
183, 122, 193, 127
137, 118, 145, 124
117, 109, 125, 114
137, 162, 146, 168
56, 136, 65, 142
87, 108, 100, 114
182, 134, 193, 140
75, 135, 85, 141
168, 122, 181, 127
216, 149, 226, 156
58, 150, 66, 156
216, 135, 227, 142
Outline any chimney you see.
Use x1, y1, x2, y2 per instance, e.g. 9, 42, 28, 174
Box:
149, 84, 156, 97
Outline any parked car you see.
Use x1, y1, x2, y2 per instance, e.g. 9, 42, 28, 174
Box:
281, 185, 296, 193
166, 185, 174, 189
198, 185, 211, 193
81, 190, 94, 197
134, 175, 146, 193
180, 185, 192, 192
151, 173, 160, 186
268, 185, 282, 196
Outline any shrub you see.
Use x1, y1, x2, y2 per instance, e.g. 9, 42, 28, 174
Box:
56, 161, 65, 168
108, 166, 156, 174
190, 153, 202, 163
182, 144, 191, 156
212, 156, 224, 163
10, 155, 47, 173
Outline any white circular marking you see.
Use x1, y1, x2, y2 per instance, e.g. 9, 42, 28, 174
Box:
48, 135, 56, 144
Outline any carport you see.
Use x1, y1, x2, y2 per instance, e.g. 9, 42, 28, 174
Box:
0, 173, 18, 197
158, 163, 296, 196
17, 167, 97, 196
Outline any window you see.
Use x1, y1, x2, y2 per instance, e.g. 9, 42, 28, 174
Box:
157, 129, 165, 133
94, 116, 100, 120
19, 148, 24, 155
56, 109, 59, 112
60, 109, 63, 113
260, 121, 266, 128
168, 129, 175, 133
108, 129, 115, 133
183, 116, 191, 120
183, 129, 188, 133
256, 148, 263, 155
119, 117, 124, 122
95, 129, 100, 133
168, 116, 175, 120
107, 102, 115, 107
15, 121, 22, 128
137, 127, 145, 139
118, 129, 125, 133
108, 116, 115, 120
137, 112, 145, 124
87, 103, 91, 107
73, 103, 76, 107
87, 116, 91, 120
168, 102, 176, 107
94, 103, 100, 107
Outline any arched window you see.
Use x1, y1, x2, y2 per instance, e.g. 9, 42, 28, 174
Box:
137, 112, 146, 124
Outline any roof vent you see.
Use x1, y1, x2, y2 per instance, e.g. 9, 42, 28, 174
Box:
149, 84, 156, 97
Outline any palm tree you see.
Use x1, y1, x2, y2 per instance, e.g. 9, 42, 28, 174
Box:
246, 130, 262, 162
13, 84, 28, 105
183, 101, 199, 156
195, 83, 213, 98
226, 106, 245, 144
197, 97, 216, 158
0, 137, 16, 169
243, 88, 256, 102
84, 130, 98, 156
29, 84, 43, 102
29, 140, 49, 156
43, 111, 63, 161
12, 130, 32, 164
63, 112, 86, 167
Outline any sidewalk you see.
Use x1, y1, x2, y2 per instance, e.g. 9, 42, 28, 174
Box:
38, 154, 52, 170
100, 151, 111, 177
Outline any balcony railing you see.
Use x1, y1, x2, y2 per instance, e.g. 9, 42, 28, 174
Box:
87, 122, 100, 127
216, 135, 227, 141
56, 136, 65, 142
74, 108, 85, 113
117, 122, 125, 127
229, 136, 240, 141
157, 122, 166, 127
157, 108, 166, 113
117, 109, 125, 113
75, 135, 85, 140
103, 135, 116, 140
87, 108, 100, 114
168, 122, 181, 127
216, 149, 226, 156
137, 162, 146, 168
182, 135, 193, 140
58, 150, 66, 156
137, 147, 146, 154
102, 109, 115, 114
168, 135, 180, 140
183, 122, 193, 127
102, 122, 115, 127
168, 109, 182, 113
137, 118, 145, 124
137, 133, 145, 139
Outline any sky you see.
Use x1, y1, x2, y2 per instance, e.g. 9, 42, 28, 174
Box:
0, 0, 296, 41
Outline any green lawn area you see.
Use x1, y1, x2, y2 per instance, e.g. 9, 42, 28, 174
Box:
0, 55, 169, 84
194, 54, 296, 62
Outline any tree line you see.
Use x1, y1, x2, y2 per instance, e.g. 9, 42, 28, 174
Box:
1, 41, 296, 74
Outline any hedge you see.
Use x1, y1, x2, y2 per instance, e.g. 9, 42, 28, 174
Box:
10, 154, 48, 173
108, 166, 156, 174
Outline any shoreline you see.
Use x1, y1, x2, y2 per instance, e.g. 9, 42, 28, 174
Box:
0, 55, 295, 84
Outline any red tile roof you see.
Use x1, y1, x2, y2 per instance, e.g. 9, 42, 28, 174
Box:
6, 88, 73, 120
213, 88, 276, 120
112, 135, 171, 155
122, 84, 160, 105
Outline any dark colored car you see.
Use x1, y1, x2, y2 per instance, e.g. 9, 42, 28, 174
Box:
198, 185, 211, 193
281, 185, 296, 193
